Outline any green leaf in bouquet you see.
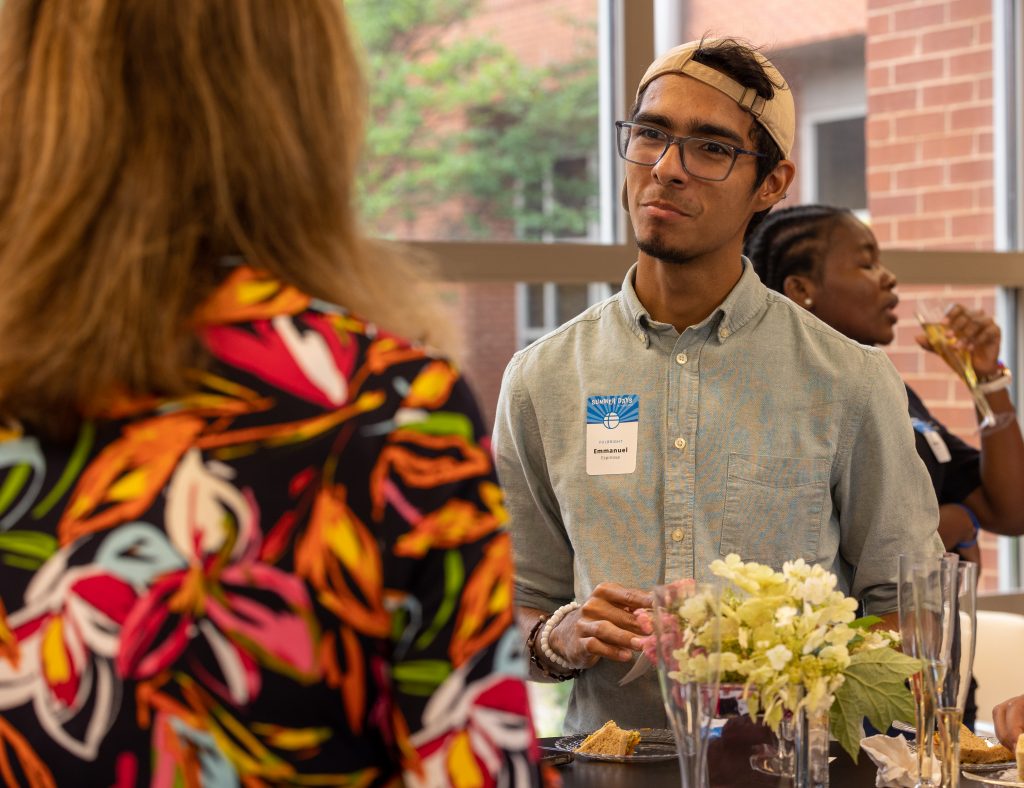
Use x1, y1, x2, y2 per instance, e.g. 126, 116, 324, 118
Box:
848, 615, 883, 630
829, 648, 920, 762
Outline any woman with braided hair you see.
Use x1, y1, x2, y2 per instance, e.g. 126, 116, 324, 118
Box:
746, 205, 1024, 725
747, 205, 1024, 556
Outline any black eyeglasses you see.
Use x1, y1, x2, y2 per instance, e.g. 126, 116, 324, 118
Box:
614, 121, 766, 182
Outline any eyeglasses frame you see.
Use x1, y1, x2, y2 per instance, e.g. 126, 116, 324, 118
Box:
614, 120, 767, 182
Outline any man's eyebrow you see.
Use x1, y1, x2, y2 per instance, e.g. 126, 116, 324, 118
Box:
631, 111, 676, 129
631, 113, 747, 147
690, 122, 746, 146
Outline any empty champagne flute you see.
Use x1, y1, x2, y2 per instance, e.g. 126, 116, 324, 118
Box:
915, 297, 1005, 434
651, 581, 722, 788
899, 553, 958, 788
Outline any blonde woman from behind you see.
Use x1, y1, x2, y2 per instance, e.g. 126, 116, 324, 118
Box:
0, 1, 540, 785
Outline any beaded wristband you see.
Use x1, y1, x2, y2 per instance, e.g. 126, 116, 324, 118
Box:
540, 601, 580, 670
526, 615, 579, 681
978, 363, 1012, 394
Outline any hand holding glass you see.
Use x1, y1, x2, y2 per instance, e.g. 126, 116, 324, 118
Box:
916, 297, 1004, 433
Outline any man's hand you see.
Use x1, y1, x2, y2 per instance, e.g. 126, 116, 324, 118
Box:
994, 694, 1024, 751
548, 583, 653, 669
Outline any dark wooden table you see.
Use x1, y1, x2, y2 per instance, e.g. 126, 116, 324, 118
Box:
542, 735, 1010, 787
541, 737, 878, 787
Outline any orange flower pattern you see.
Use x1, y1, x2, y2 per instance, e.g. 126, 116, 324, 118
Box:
0, 266, 540, 787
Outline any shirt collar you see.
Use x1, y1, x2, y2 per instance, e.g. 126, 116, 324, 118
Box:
618, 257, 767, 346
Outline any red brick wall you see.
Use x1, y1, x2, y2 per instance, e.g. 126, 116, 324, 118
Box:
866, 0, 1000, 588
682, 0, 866, 48
446, 282, 518, 431
464, 0, 595, 64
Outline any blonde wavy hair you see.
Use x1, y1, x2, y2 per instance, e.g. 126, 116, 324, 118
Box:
0, 0, 440, 438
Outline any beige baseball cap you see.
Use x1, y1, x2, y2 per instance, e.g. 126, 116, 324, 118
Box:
620, 40, 795, 210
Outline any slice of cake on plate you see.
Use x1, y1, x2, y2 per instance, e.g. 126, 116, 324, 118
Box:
959, 724, 1013, 764
576, 721, 642, 756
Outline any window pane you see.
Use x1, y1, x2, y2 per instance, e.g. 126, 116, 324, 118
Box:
344, 0, 600, 244
815, 117, 866, 210
556, 284, 589, 325
526, 283, 545, 328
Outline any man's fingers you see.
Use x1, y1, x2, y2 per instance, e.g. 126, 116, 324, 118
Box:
579, 635, 636, 662
579, 597, 648, 635
547, 584, 659, 668
590, 581, 654, 611
576, 617, 644, 650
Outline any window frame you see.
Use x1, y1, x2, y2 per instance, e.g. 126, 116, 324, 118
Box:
799, 106, 868, 214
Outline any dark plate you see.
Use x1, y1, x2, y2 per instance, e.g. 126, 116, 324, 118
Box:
960, 766, 1024, 785
553, 727, 677, 763
962, 760, 1019, 775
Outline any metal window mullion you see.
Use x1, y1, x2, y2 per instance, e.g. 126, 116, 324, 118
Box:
993, 0, 1024, 590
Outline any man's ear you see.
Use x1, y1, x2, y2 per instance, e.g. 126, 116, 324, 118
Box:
753, 159, 797, 213
783, 273, 817, 311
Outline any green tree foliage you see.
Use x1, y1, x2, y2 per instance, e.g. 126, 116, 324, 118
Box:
345, 0, 598, 241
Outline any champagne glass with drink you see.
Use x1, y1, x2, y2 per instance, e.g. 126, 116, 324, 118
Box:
915, 296, 1009, 434
899, 553, 958, 788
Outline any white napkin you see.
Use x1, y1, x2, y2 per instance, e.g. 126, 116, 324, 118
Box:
861, 734, 941, 788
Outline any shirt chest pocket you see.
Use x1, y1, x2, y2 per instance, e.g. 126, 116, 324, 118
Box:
719, 454, 829, 563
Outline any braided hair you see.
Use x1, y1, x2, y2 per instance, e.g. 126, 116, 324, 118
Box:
744, 204, 854, 295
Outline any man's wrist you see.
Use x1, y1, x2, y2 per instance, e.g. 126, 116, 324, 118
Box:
526, 612, 580, 682
540, 601, 580, 670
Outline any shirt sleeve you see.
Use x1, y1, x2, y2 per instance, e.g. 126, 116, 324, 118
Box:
833, 351, 944, 616
493, 353, 575, 613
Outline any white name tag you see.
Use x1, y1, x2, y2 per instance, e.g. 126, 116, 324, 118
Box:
586, 394, 639, 475
912, 417, 951, 464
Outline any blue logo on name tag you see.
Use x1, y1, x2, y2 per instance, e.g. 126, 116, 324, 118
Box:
586, 394, 639, 429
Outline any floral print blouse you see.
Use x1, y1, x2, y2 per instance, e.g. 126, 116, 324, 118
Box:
0, 266, 541, 787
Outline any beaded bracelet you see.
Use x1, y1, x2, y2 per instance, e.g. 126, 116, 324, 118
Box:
954, 503, 981, 550
978, 363, 1013, 394
526, 615, 580, 682
540, 600, 580, 670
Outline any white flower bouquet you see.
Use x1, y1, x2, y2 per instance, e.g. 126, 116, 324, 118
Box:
638, 554, 921, 761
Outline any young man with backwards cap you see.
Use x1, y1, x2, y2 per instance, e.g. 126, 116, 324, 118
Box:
493, 37, 941, 732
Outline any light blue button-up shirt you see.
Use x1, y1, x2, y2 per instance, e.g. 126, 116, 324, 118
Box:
494, 259, 941, 733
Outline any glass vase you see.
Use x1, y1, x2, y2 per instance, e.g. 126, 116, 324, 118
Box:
744, 694, 830, 787
793, 702, 831, 788
651, 582, 722, 788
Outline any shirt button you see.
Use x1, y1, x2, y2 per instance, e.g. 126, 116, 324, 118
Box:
718, 327, 730, 339
674, 437, 687, 450
675, 352, 688, 365
672, 528, 684, 542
